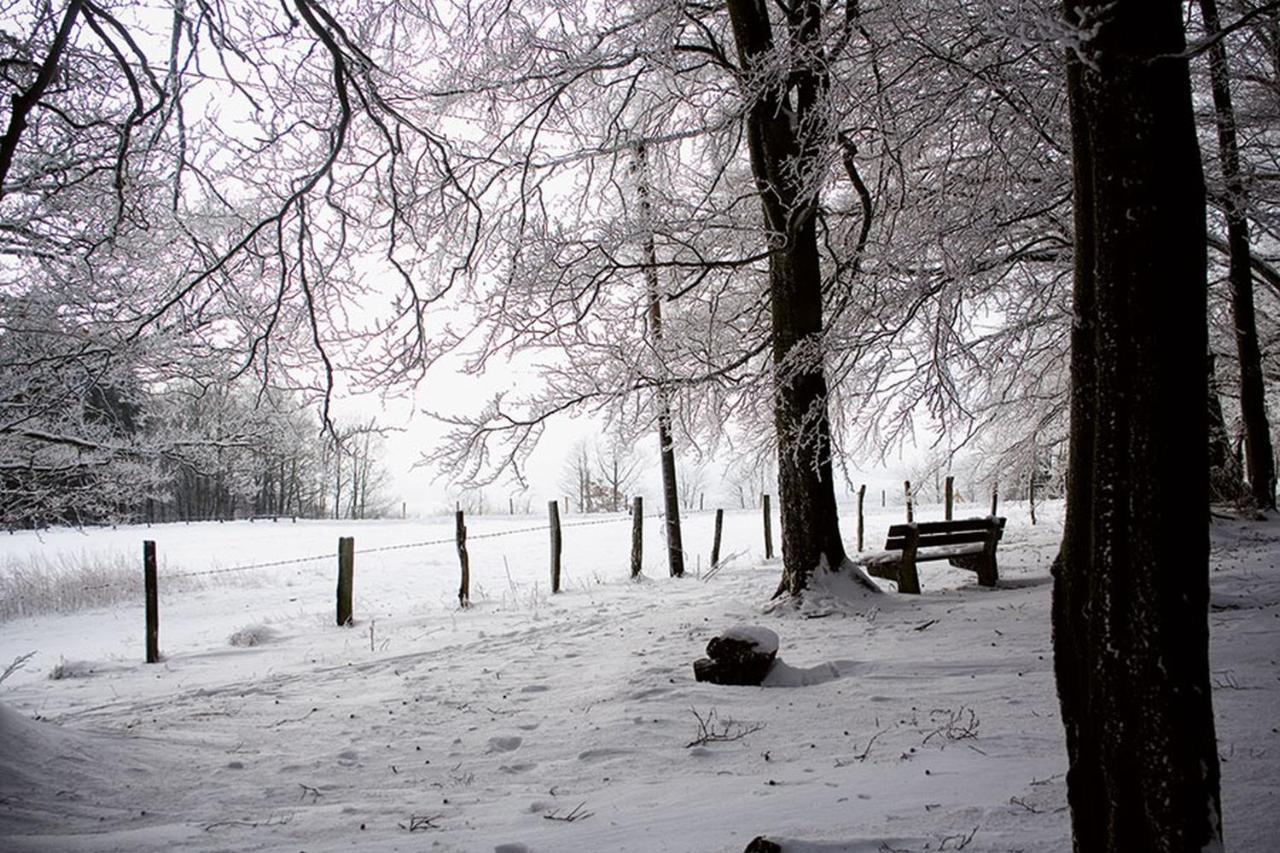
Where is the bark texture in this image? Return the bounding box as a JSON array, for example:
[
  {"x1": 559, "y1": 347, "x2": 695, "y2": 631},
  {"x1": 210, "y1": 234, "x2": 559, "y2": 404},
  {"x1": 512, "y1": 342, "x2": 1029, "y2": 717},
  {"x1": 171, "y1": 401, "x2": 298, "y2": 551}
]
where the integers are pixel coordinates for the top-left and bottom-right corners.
[
  {"x1": 1054, "y1": 2, "x2": 1223, "y2": 850},
  {"x1": 1201, "y1": 0, "x2": 1276, "y2": 510},
  {"x1": 726, "y1": 0, "x2": 845, "y2": 595}
]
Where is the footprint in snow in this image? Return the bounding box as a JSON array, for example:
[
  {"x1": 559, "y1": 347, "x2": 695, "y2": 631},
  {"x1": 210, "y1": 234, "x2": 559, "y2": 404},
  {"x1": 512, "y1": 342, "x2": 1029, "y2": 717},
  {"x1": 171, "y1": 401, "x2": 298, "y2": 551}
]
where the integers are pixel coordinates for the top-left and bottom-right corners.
[
  {"x1": 336, "y1": 749, "x2": 359, "y2": 766},
  {"x1": 577, "y1": 747, "x2": 634, "y2": 762},
  {"x1": 487, "y1": 735, "x2": 523, "y2": 753},
  {"x1": 499, "y1": 762, "x2": 537, "y2": 773},
  {"x1": 495, "y1": 844, "x2": 531, "y2": 853},
  {"x1": 519, "y1": 684, "x2": 549, "y2": 693}
]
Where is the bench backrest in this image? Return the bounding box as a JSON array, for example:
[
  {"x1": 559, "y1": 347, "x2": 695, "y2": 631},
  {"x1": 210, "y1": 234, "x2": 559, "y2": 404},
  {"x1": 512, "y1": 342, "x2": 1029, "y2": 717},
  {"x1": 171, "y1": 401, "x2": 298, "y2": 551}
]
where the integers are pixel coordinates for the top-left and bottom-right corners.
[{"x1": 885, "y1": 516, "x2": 1006, "y2": 551}]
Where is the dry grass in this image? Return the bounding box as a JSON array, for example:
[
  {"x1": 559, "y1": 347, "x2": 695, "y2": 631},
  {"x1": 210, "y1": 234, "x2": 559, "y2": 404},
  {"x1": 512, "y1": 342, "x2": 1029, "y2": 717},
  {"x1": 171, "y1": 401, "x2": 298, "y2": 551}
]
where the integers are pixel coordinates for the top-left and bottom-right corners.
[{"x1": 0, "y1": 551, "x2": 212, "y2": 621}]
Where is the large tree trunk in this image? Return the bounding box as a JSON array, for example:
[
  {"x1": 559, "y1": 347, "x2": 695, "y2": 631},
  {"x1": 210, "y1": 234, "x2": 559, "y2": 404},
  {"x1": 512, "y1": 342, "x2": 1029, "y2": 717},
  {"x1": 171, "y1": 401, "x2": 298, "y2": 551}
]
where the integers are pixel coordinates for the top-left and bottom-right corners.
[
  {"x1": 727, "y1": 0, "x2": 845, "y2": 595},
  {"x1": 1201, "y1": 0, "x2": 1276, "y2": 510},
  {"x1": 1054, "y1": 2, "x2": 1223, "y2": 850}
]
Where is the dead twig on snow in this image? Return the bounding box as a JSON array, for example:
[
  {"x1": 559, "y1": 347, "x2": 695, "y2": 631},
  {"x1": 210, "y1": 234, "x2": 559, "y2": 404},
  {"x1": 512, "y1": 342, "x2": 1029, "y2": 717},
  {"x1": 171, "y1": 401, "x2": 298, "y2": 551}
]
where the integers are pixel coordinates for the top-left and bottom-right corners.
[
  {"x1": 400, "y1": 814, "x2": 444, "y2": 832},
  {"x1": 686, "y1": 707, "x2": 765, "y2": 748},
  {"x1": 940, "y1": 825, "x2": 979, "y2": 850},
  {"x1": 544, "y1": 802, "x2": 593, "y2": 822}
]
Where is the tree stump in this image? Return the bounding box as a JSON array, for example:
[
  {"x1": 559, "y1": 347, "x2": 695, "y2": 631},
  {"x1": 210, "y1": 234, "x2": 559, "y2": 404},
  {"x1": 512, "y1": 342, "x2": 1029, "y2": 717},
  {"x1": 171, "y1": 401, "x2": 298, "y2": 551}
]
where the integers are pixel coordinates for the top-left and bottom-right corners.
[{"x1": 693, "y1": 626, "x2": 779, "y2": 686}]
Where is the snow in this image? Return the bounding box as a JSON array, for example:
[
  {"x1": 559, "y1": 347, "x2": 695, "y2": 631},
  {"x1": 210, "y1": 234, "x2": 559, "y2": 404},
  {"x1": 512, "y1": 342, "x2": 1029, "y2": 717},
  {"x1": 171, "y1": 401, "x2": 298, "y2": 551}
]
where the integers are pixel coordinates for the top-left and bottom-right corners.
[
  {"x1": 721, "y1": 625, "x2": 780, "y2": 655},
  {"x1": 0, "y1": 500, "x2": 1277, "y2": 852}
]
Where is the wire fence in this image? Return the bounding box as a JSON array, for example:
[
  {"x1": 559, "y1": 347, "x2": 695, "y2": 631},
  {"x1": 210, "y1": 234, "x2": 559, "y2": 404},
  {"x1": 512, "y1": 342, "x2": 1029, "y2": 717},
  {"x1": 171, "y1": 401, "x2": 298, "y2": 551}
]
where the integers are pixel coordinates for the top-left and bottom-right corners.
[
  {"x1": 49, "y1": 511, "x2": 672, "y2": 591},
  {"x1": 167, "y1": 511, "x2": 667, "y2": 580}
]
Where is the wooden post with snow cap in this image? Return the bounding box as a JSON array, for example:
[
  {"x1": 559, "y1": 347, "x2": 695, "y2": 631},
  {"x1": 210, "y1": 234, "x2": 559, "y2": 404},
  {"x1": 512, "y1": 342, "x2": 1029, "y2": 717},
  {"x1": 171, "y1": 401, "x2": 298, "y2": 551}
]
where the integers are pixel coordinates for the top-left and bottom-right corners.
[
  {"x1": 991, "y1": 481, "x2": 999, "y2": 517},
  {"x1": 549, "y1": 500, "x2": 563, "y2": 593},
  {"x1": 904, "y1": 480, "x2": 914, "y2": 522},
  {"x1": 945, "y1": 475, "x2": 954, "y2": 521},
  {"x1": 456, "y1": 510, "x2": 470, "y2": 608},
  {"x1": 857, "y1": 484, "x2": 866, "y2": 552},
  {"x1": 711, "y1": 508, "x2": 724, "y2": 568},
  {"x1": 630, "y1": 497, "x2": 644, "y2": 579},
  {"x1": 144, "y1": 540, "x2": 159, "y2": 664},
  {"x1": 336, "y1": 536, "x2": 354, "y2": 626},
  {"x1": 762, "y1": 494, "x2": 774, "y2": 559}
]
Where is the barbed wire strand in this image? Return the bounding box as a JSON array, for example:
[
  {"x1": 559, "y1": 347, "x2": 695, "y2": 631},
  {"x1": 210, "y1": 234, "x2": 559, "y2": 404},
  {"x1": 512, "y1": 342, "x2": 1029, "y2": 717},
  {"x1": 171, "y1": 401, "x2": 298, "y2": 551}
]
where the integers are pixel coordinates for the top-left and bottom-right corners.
[{"x1": 69, "y1": 511, "x2": 673, "y2": 590}]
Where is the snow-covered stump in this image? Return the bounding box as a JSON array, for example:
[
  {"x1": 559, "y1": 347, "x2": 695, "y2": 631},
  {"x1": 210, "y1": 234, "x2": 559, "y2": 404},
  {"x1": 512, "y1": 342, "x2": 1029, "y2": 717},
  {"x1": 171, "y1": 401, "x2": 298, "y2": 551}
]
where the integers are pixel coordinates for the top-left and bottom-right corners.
[{"x1": 693, "y1": 625, "x2": 778, "y2": 686}]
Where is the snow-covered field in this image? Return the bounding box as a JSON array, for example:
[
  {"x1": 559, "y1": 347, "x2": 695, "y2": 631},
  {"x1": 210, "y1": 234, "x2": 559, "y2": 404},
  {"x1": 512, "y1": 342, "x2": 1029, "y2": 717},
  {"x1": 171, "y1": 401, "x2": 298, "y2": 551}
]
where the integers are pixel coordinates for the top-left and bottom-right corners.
[{"x1": 1, "y1": 501, "x2": 1277, "y2": 852}]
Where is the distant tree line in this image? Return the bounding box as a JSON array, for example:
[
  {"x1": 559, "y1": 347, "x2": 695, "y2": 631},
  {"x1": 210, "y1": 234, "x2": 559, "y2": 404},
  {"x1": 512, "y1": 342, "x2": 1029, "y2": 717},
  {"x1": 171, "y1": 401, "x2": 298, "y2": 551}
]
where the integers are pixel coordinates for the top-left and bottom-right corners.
[{"x1": 0, "y1": 342, "x2": 395, "y2": 529}]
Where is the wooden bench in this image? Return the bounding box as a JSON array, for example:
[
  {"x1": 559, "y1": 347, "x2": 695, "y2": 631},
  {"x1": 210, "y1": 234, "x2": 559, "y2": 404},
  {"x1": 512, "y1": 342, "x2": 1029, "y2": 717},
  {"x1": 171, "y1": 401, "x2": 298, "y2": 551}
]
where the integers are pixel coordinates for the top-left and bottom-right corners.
[{"x1": 863, "y1": 516, "x2": 1006, "y2": 594}]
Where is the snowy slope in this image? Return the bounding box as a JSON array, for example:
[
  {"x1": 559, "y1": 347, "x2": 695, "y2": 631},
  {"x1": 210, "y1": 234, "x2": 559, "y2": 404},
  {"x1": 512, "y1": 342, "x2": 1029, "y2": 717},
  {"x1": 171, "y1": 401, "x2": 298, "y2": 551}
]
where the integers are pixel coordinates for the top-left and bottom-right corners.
[{"x1": 0, "y1": 501, "x2": 1276, "y2": 852}]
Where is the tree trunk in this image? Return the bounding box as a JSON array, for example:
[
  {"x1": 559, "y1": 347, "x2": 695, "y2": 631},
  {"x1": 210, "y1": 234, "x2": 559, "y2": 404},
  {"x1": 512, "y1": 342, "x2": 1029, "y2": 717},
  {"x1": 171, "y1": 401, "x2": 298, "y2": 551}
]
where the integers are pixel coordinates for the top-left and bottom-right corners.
[
  {"x1": 1208, "y1": 351, "x2": 1245, "y2": 502},
  {"x1": 634, "y1": 144, "x2": 685, "y2": 578},
  {"x1": 1054, "y1": 3, "x2": 1223, "y2": 849},
  {"x1": 727, "y1": 0, "x2": 845, "y2": 596},
  {"x1": 1201, "y1": 0, "x2": 1276, "y2": 510}
]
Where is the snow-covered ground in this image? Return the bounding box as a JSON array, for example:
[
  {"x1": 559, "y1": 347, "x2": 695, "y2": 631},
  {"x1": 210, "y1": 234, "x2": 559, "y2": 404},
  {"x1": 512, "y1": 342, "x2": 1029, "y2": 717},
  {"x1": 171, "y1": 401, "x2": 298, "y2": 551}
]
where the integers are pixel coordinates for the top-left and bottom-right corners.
[{"x1": 0, "y1": 501, "x2": 1277, "y2": 852}]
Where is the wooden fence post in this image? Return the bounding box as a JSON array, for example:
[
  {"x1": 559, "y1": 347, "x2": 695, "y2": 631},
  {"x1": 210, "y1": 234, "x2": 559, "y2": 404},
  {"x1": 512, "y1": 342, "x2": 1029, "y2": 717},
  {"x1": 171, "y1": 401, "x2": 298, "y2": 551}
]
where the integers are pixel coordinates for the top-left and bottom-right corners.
[
  {"x1": 991, "y1": 482, "x2": 999, "y2": 516},
  {"x1": 144, "y1": 540, "x2": 159, "y2": 663},
  {"x1": 630, "y1": 496, "x2": 643, "y2": 579},
  {"x1": 1029, "y1": 471, "x2": 1037, "y2": 526},
  {"x1": 945, "y1": 475, "x2": 954, "y2": 521},
  {"x1": 456, "y1": 510, "x2": 470, "y2": 607},
  {"x1": 904, "y1": 480, "x2": 914, "y2": 523},
  {"x1": 881, "y1": 489, "x2": 886, "y2": 508},
  {"x1": 711, "y1": 508, "x2": 724, "y2": 568},
  {"x1": 857, "y1": 484, "x2": 866, "y2": 552},
  {"x1": 762, "y1": 494, "x2": 774, "y2": 559},
  {"x1": 549, "y1": 500, "x2": 563, "y2": 593},
  {"x1": 336, "y1": 536, "x2": 354, "y2": 626}
]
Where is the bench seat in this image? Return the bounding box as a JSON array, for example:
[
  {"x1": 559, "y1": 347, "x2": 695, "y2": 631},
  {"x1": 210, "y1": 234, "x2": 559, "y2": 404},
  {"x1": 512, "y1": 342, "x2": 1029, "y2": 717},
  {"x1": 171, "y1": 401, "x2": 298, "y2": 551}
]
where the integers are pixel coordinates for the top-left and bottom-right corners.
[{"x1": 862, "y1": 516, "x2": 1006, "y2": 594}]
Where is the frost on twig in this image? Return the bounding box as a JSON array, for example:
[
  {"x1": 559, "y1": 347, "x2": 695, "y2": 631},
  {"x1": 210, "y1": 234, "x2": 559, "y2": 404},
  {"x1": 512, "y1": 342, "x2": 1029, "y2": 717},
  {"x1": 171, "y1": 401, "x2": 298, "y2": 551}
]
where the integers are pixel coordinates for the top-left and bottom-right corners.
[{"x1": 0, "y1": 650, "x2": 36, "y2": 685}]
